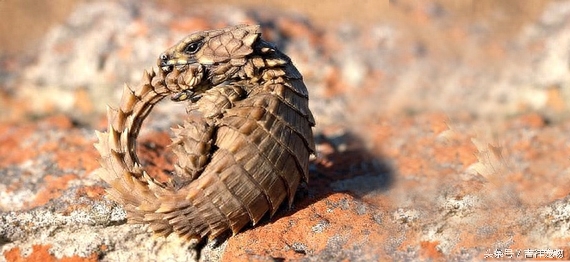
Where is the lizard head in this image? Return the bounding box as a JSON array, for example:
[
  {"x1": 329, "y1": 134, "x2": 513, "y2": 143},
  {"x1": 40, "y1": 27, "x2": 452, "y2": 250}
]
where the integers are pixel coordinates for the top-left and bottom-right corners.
[{"x1": 159, "y1": 24, "x2": 260, "y2": 102}]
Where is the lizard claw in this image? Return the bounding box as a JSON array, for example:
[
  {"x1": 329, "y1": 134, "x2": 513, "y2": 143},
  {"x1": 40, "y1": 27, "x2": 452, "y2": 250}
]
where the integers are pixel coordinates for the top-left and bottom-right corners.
[
  {"x1": 162, "y1": 65, "x2": 173, "y2": 72},
  {"x1": 171, "y1": 90, "x2": 194, "y2": 102}
]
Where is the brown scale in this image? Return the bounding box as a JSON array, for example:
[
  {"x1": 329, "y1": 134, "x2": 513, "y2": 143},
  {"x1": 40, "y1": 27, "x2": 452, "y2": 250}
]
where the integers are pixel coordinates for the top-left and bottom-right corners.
[{"x1": 95, "y1": 25, "x2": 315, "y2": 241}]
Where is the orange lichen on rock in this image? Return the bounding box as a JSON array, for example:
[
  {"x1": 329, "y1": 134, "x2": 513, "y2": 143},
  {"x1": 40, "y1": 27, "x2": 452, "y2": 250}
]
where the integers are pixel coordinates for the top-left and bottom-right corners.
[
  {"x1": 30, "y1": 174, "x2": 78, "y2": 208},
  {"x1": 3, "y1": 245, "x2": 98, "y2": 262},
  {"x1": 223, "y1": 193, "x2": 393, "y2": 261},
  {"x1": 75, "y1": 185, "x2": 106, "y2": 200}
]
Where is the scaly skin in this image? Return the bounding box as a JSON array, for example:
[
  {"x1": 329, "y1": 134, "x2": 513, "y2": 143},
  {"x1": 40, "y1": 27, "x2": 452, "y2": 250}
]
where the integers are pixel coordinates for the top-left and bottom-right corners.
[{"x1": 95, "y1": 25, "x2": 315, "y2": 241}]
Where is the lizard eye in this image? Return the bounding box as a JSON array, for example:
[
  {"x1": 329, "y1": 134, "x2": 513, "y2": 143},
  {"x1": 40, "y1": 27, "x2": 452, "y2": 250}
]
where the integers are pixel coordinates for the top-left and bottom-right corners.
[{"x1": 184, "y1": 42, "x2": 201, "y2": 54}]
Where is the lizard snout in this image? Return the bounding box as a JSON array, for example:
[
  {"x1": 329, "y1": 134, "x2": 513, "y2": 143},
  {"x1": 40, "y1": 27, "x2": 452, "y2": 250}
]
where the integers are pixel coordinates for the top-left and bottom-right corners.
[{"x1": 159, "y1": 53, "x2": 173, "y2": 72}]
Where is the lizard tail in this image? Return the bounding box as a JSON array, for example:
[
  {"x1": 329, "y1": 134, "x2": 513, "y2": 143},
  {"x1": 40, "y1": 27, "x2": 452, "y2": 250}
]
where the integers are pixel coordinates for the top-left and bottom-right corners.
[
  {"x1": 94, "y1": 68, "x2": 182, "y2": 237},
  {"x1": 96, "y1": 67, "x2": 226, "y2": 240},
  {"x1": 94, "y1": 65, "x2": 246, "y2": 241}
]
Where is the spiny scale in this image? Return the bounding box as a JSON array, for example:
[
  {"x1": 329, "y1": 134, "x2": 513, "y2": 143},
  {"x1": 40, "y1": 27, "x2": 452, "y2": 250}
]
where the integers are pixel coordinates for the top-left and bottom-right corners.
[{"x1": 95, "y1": 24, "x2": 315, "y2": 241}]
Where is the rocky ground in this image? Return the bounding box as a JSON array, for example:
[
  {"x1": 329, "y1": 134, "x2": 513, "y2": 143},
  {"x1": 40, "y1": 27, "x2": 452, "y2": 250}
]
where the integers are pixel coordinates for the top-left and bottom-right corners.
[{"x1": 1, "y1": 1, "x2": 570, "y2": 261}]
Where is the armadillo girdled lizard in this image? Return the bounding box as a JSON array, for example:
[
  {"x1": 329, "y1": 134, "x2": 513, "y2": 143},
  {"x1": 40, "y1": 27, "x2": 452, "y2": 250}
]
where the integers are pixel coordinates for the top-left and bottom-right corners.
[{"x1": 95, "y1": 24, "x2": 315, "y2": 241}]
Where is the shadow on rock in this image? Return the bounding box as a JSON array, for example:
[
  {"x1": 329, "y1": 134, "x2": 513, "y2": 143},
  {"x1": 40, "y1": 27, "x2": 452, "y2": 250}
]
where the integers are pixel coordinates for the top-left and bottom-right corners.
[{"x1": 288, "y1": 130, "x2": 395, "y2": 213}]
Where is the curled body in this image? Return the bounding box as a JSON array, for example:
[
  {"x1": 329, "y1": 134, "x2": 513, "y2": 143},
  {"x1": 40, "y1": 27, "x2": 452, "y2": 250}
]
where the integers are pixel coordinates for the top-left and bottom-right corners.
[{"x1": 95, "y1": 25, "x2": 315, "y2": 240}]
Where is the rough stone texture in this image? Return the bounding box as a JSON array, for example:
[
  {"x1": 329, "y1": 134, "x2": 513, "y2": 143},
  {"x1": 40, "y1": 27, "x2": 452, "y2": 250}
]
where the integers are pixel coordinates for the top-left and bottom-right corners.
[{"x1": 1, "y1": 1, "x2": 570, "y2": 261}]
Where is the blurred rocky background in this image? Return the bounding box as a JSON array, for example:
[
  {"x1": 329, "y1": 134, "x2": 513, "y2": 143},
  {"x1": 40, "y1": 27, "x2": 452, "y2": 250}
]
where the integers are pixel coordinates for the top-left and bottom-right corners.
[{"x1": 1, "y1": 0, "x2": 570, "y2": 261}]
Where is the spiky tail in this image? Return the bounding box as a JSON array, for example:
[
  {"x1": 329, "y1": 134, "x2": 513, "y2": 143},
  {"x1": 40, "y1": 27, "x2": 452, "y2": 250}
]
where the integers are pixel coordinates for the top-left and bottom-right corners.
[
  {"x1": 95, "y1": 67, "x2": 243, "y2": 241},
  {"x1": 94, "y1": 68, "x2": 179, "y2": 234}
]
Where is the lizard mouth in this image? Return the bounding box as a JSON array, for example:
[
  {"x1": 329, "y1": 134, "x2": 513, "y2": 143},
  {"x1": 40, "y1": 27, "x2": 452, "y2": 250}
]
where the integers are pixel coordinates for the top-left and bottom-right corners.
[
  {"x1": 160, "y1": 61, "x2": 184, "y2": 73},
  {"x1": 159, "y1": 54, "x2": 193, "y2": 73},
  {"x1": 161, "y1": 61, "x2": 195, "y2": 74}
]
